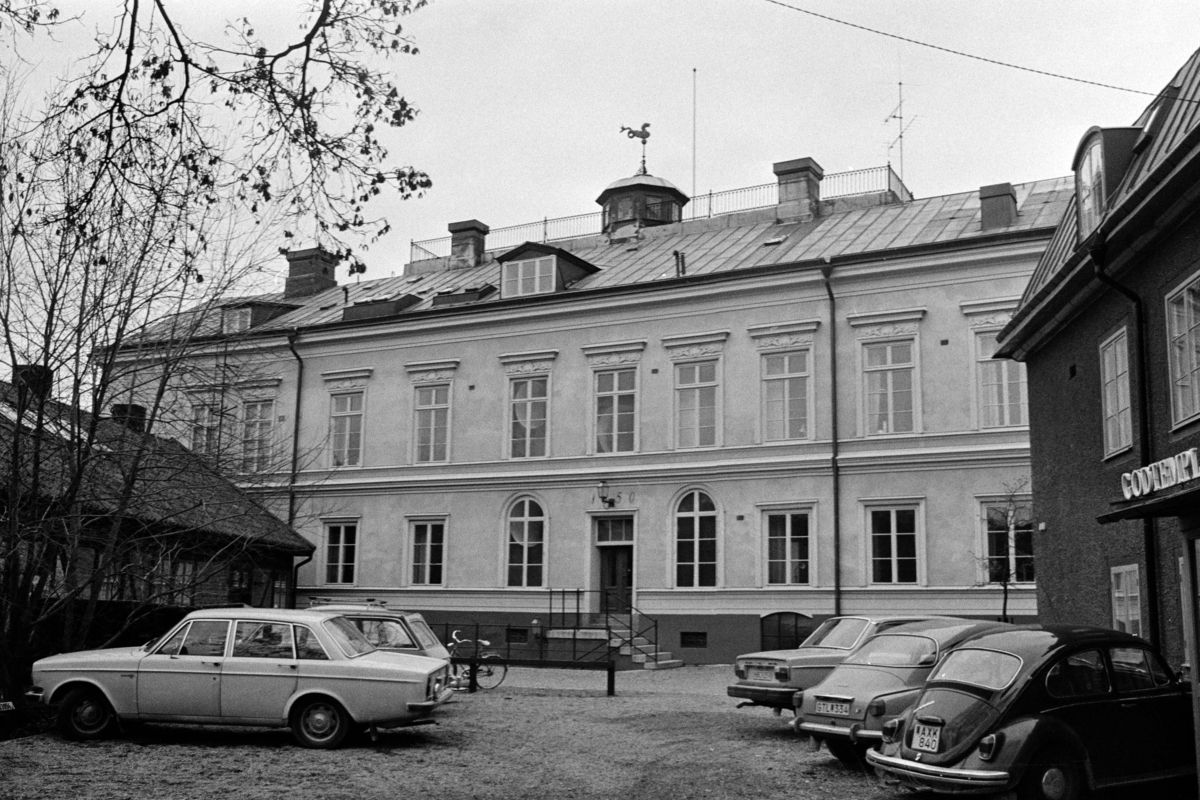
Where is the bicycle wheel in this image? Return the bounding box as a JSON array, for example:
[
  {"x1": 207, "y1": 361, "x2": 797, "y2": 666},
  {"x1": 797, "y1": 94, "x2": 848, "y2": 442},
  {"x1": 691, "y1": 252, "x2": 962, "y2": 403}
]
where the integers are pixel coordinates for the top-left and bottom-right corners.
[
  {"x1": 471, "y1": 653, "x2": 508, "y2": 690},
  {"x1": 450, "y1": 655, "x2": 470, "y2": 690}
]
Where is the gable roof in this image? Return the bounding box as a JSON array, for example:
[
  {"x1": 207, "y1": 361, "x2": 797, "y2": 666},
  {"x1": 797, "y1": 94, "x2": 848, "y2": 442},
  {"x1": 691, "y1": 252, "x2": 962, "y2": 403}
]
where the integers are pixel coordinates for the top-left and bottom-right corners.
[
  {"x1": 0, "y1": 382, "x2": 312, "y2": 555},
  {"x1": 999, "y1": 46, "x2": 1200, "y2": 357}
]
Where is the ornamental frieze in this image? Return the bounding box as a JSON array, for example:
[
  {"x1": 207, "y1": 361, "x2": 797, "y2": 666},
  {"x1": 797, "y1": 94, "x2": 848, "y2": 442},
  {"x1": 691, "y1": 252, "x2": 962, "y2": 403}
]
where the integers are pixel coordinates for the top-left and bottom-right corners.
[{"x1": 856, "y1": 322, "x2": 919, "y2": 339}]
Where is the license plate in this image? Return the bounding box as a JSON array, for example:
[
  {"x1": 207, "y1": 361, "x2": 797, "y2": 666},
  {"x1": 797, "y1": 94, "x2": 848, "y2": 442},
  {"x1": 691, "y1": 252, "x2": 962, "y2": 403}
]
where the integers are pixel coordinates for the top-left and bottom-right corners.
[
  {"x1": 912, "y1": 722, "x2": 941, "y2": 753},
  {"x1": 0, "y1": 701, "x2": 14, "y2": 712},
  {"x1": 815, "y1": 700, "x2": 850, "y2": 716},
  {"x1": 749, "y1": 666, "x2": 776, "y2": 682}
]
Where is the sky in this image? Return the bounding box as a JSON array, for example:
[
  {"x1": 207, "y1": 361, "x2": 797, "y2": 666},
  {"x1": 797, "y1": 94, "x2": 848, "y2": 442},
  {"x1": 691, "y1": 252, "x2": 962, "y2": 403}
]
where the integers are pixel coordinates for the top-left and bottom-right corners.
[{"x1": 15, "y1": 1, "x2": 1200, "y2": 282}]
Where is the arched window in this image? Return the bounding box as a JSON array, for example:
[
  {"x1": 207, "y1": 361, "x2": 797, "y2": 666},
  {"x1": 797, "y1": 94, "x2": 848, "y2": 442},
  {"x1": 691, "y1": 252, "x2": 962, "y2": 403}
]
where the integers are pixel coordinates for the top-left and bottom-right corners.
[
  {"x1": 761, "y1": 612, "x2": 812, "y2": 650},
  {"x1": 507, "y1": 498, "x2": 545, "y2": 587},
  {"x1": 676, "y1": 490, "x2": 717, "y2": 587}
]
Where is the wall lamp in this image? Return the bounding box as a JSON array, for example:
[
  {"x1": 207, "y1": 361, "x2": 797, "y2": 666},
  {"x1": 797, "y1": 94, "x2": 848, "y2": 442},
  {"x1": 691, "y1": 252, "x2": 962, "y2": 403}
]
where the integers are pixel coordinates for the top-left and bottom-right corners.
[{"x1": 597, "y1": 480, "x2": 622, "y2": 508}]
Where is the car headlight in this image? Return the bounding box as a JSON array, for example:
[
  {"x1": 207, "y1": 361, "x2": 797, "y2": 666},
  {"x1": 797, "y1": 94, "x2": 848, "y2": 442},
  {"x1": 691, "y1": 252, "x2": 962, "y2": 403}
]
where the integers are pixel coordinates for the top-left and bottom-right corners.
[
  {"x1": 978, "y1": 733, "x2": 1003, "y2": 761},
  {"x1": 867, "y1": 698, "x2": 886, "y2": 717},
  {"x1": 881, "y1": 718, "x2": 901, "y2": 744}
]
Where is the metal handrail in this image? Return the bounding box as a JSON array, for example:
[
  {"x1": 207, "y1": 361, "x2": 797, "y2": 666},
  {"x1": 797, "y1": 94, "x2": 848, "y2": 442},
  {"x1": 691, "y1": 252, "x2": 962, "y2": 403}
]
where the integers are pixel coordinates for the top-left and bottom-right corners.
[{"x1": 410, "y1": 165, "x2": 911, "y2": 262}]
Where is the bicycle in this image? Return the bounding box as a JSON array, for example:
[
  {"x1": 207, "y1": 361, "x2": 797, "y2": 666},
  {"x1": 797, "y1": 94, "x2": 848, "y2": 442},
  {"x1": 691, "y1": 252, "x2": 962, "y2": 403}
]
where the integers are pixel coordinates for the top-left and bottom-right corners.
[{"x1": 447, "y1": 629, "x2": 508, "y2": 690}]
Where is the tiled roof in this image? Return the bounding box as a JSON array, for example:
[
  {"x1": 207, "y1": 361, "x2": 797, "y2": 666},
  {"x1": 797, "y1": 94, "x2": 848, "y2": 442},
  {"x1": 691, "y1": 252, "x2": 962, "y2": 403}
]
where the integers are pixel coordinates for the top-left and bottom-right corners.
[
  {"x1": 255, "y1": 176, "x2": 1071, "y2": 331},
  {"x1": 0, "y1": 382, "x2": 312, "y2": 554}
]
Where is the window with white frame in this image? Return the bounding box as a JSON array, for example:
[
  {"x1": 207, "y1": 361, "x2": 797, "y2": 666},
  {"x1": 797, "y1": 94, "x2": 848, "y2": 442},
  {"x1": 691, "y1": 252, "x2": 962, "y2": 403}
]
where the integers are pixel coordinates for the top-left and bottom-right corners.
[
  {"x1": 869, "y1": 506, "x2": 918, "y2": 584},
  {"x1": 983, "y1": 501, "x2": 1035, "y2": 584},
  {"x1": 190, "y1": 403, "x2": 220, "y2": 455},
  {"x1": 766, "y1": 511, "x2": 810, "y2": 585},
  {"x1": 676, "y1": 490, "x2": 717, "y2": 587},
  {"x1": 222, "y1": 307, "x2": 252, "y2": 334},
  {"x1": 325, "y1": 522, "x2": 357, "y2": 584},
  {"x1": 242, "y1": 399, "x2": 274, "y2": 472},
  {"x1": 330, "y1": 392, "x2": 363, "y2": 467},
  {"x1": 763, "y1": 351, "x2": 810, "y2": 440},
  {"x1": 676, "y1": 361, "x2": 718, "y2": 448},
  {"x1": 414, "y1": 384, "x2": 449, "y2": 463},
  {"x1": 411, "y1": 520, "x2": 444, "y2": 586},
  {"x1": 977, "y1": 332, "x2": 1027, "y2": 428},
  {"x1": 501, "y1": 256, "x2": 556, "y2": 298},
  {"x1": 1111, "y1": 564, "x2": 1141, "y2": 637},
  {"x1": 1167, "y1": 275, "x2": 1200, "y2": 425},
  {"x1": 1076, "y1": 136, "x2": 1105, "y2": 239},
  {"x1": 1100, "y1": 329, "x2": 1132, "y2": 454},
  {"x1": 864, "y1": 341, "x2": 914, "y2": 434},
  {"x1": 510, "y1": 376, "x2": 548, "y2": 458},
  {"x1": 596, "y1": 368, "x2": 636, "y2": 453},
  {"x1": 507, "y1": 498, "x2": 544, "y2": 587}
]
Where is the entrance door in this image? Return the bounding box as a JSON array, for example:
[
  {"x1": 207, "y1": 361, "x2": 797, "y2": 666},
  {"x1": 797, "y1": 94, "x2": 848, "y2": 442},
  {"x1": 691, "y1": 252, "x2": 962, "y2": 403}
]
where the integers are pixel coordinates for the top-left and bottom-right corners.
[{"x1": 600, "y1": 546, "x2": 633, "y2": 614}]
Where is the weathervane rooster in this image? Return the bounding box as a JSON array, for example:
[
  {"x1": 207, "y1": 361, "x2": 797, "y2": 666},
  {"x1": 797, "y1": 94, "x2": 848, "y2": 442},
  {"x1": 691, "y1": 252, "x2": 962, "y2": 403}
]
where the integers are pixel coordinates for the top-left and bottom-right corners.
[{"x1": 620, "y1": 123, "x2": 651, "y2": 174}]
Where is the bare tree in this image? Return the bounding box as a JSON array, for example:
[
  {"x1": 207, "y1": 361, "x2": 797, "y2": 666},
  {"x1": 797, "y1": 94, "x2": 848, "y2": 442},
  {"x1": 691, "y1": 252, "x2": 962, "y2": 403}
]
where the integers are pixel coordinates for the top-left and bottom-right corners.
[
  {"x1": 0, "y1": 0, "x2": 433, "y2": 699},
  {"x1": 979, "y1": 478, "x2": 1034, "y2": 623}
]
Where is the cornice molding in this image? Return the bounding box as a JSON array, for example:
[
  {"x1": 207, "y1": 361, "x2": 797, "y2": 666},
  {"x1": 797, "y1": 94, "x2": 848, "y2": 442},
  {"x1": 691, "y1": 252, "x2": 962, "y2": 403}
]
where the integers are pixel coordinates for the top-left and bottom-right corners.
[
  {"x1": 747, "y1": 320, "x2": 821, "y2": 350},
  {"x1": 661, "y1": 330, "x2": 729, "y2": 360}
]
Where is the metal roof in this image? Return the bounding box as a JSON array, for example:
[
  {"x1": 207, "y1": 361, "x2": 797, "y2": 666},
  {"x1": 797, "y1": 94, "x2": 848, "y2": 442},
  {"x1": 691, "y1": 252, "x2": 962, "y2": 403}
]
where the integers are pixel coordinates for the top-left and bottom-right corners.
[{"x1": 256, "y1": 176, "x2": 1072, "y2": 332}]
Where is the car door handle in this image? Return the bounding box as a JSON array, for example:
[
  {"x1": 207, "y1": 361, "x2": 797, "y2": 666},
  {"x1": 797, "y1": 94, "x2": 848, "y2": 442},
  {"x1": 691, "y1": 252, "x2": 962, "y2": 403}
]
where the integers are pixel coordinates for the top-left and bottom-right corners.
[
  {"x1": 201, "y1": 661, "x2": 221, "y2": 667},
  {"x1": 281, "y1": 663, "x2": 297, "y2": 670}
]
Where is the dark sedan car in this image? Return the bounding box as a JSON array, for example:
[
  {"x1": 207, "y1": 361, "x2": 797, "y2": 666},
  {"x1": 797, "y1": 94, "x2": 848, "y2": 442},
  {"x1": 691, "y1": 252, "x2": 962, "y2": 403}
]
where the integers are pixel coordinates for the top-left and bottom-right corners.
[
  {"x1": 866, "y1": 625, "x2": 1195, "y2": 799},
  {"x1": 796, "y1": 618, "x2": 1010, "y2": 764}
]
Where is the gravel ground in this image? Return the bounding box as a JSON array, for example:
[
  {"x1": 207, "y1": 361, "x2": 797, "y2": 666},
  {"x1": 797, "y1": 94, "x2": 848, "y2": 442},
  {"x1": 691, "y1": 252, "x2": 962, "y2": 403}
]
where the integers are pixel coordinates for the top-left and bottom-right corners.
[{"x1": 0, "y1": 666, "x2": 1192, "y2": 800}]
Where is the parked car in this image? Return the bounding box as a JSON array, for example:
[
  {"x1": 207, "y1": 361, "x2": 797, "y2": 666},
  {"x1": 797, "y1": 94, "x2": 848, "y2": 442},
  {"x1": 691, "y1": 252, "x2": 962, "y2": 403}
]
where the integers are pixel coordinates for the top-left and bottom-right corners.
[
  {"x1": 795, "y1": 618, "x2": 1010, "y2": 763},
  {"x1": 727, "y1": 615, "x2": 936, "y2": 714},
  {"x1": 26, "y1": 607, "x2": 454, "y2": 749},
  {"x1": 866, "y1": 625, "x2": 1195, "y2": 799},
  {"x1": 310, "y1": 602, "x2": 451, "y2": 660}
]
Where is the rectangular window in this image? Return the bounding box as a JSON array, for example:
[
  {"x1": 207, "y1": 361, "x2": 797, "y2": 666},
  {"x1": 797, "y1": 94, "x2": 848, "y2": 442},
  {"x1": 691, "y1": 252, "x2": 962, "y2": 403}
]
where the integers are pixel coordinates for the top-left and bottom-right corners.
[
  {"x1": 1100, "y1": 329, "x2": 1132, "y2": 454},
  {"x1": 977, "y1": 332, "x2": 1027, "y2": 428},
  {"x1": 596, "y1": 517, "x2": 634, "y2": 543},
  {"x1": 596, "y1": 368, "x2": 636, "y2": 453},
  {"x1": 984, "y1": 501, "x2": 1035, "y2": 584},
  {"x1": 171, "y1": 560, "x2": 197, "y2": 606},
  {"x1": 510, "y1": 376, "x2": 548, "y2": 458},
  {"x1": 191, "y1": 403, "x2": 220, "y2": 455},
  {"x1": 411, "y1": 521, "x2": 444, "y2": 585},
  {"x1": 870, "y1": 507, "x2": 918, "y2": 583},
  {"x1": 414, "y1": 384, "x2": 449, "y2": 463},
  {"x1": 222, "y1": 307, "x2": 252, "y2": 334},
  {"x1": 864, "y1": 341, "x2": 914, "y2": 434},
  {"x1": 1112, "y1": 564, "x2": 1141, "y2": 637},
  {"x1": 325, "y1": 523, "x2": 357, "y2": 584},
  {"x1": 1168, "y1": 277, "x2": 1200, "y2": 424},
  {"x1": 242, "y1": 399, "x2": 274, "y2": 472},
  {"x1": 763, "y1": 352, "x2": 809, "y2": 441},
  {"x1": 676, "y1": 361, "x2": 718, "y2": 448},
  {"x1": 330, "y1": 392, "x2": 363, "y2": 467},
  {"x1": 502, "y1": 256, "x2": 556, "y2": 298},
  {"x1": 767, "y1": 512, "x2": 810, "y2": 585}
]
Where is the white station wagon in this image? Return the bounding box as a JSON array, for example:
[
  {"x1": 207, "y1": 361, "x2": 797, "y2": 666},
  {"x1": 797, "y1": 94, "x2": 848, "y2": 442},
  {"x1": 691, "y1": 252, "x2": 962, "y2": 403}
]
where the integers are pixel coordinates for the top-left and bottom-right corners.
[{"x1": 26, "y1": 607, "x2": 454, "y2": 749}]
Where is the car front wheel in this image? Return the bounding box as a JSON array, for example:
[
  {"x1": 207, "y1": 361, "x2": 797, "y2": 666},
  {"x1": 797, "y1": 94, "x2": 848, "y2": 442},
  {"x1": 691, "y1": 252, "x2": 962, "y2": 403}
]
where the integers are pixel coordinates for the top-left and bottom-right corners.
[
  {"x1": 291, "y1": 696, "x2": 351, "y2": 749},
  {"x1": 826, "y1": 739, "x2": 869, "y2": 768},
  {"x1": 1018, "y1": 750, "x2": 1083, "y2": 800},
  {"x1": 57, "y1": 687, "x2": 116, "y2": 741}
]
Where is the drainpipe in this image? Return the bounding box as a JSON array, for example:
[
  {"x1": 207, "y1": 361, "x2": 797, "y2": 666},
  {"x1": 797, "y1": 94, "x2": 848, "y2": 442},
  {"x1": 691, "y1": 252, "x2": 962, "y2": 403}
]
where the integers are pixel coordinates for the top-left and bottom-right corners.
[
  {"x1": 821, "y1": 263, "x2": 843, "y2": 616},
  {"x1": 1091, "y1": 238, "x2": 1160, "y2": 649},
  {"x1": 287, "y1": 329, "x2": 309, "y2": 608}
]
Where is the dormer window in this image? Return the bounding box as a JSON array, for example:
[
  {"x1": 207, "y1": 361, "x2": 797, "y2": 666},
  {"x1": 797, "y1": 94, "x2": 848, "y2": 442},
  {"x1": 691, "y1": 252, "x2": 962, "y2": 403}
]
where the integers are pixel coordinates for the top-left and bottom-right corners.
[
  {"x1": 222, "y1": 307, "x2": 252, "y2": 334},
  {"x1": 502, "y1": 256, "x2": 556, "y2": 298},
  {"x1": 1076, "y1": 137, "x2": 1105, "y2": 238}
]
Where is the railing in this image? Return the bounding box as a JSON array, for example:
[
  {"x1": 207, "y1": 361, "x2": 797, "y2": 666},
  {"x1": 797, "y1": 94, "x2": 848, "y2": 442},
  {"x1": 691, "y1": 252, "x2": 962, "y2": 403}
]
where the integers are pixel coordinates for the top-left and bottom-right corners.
[
  {"x1": 546, "y1": 589, "x2": 659, "y2": 670},
  {"x1": 409, "y1": 165, "x2": 911, "y2": 263}
]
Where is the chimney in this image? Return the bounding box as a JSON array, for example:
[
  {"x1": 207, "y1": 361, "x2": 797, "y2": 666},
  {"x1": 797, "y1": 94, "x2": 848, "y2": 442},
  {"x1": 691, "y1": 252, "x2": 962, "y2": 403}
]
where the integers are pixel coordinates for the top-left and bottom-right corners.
[
  {"x1": 448, "y1": 220, "x2": 489, "y2": 269},
  {"x1": 774, "y1": 157, "x2": 824, "y2": 221},
  {"x1": 13, "y1": 365, "x2": 53, "y2": 405},
  {"x1": 980, "y1": 183, "x2": 1017, "y2": 231},
  {"x1": 284, "y1": 247, "x2": 340, "y2": 298},
  {"x1": 111, "y1": 404, "x2": 147, "y2": 433}
]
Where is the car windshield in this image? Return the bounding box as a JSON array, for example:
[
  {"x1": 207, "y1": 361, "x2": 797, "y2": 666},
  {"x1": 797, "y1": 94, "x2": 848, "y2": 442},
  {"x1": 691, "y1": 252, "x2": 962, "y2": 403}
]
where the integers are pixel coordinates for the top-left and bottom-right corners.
[
  {"x1": 408, "y1": 617, "x2": 443, "y2": 650},
  {"x1": 322, "y1": 616, "x2": 376, "y2": 658},
  {"x1": 846, "y1": 634, "x2": 937, "y2": 667},
  {"x1": 800, "y1": 617, "x2": 869, "y2": 649},
  {"x1": 932, "y1": 648, "x2": 1022, "y2": 690}
]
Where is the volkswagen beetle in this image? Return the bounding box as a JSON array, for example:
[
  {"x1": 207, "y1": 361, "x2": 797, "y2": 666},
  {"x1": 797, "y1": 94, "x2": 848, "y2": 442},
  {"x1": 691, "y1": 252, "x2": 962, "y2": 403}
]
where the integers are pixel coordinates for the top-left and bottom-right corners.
[
  {"x1": 26, "y1": 607, "x2": 453, "y2": 749},
  {"x1": 866, "y1": 625, "x2": 1195, "y2": 799}
]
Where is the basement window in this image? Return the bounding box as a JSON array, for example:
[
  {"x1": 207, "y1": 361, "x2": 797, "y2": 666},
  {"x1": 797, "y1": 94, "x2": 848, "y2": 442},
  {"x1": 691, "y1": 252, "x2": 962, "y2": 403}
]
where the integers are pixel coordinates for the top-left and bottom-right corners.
[{"x1": 680, "y1": 631, "x2": 708, "y2": 649}]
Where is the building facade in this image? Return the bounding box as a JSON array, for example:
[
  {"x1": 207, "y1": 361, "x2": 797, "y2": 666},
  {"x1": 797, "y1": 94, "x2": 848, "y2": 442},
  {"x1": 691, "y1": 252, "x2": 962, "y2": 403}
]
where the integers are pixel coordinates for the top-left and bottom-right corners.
[
  {"x1": 150, "y1": 157, "x2": 1071, "y2": 664},
  {"x1": 997, "y1": 46, "x2": 1200, "y2": 761}
]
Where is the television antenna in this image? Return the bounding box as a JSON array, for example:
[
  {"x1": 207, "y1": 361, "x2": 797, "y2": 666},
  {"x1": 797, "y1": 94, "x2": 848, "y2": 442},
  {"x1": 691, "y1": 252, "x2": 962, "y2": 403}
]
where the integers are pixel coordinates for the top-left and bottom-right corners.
[{"x1": 884, "y1": 81, "x2": 917, "y2": 183}]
